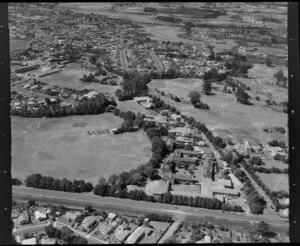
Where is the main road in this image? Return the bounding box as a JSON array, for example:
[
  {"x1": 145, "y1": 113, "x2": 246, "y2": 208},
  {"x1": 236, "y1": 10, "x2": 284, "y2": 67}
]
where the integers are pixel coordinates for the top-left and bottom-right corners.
[{"x1": 13, "y1": 186, "x2": 288, "y2": 229}]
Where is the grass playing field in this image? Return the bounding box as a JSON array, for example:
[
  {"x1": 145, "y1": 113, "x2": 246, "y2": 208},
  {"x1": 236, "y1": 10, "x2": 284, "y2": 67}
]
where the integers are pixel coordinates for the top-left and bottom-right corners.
[
  {"x1": 40, "y1": 66, "x2": 91, "y2": 89},
  {"x1": 12, "y1": 113, "x2": 152, "y2": 184}
]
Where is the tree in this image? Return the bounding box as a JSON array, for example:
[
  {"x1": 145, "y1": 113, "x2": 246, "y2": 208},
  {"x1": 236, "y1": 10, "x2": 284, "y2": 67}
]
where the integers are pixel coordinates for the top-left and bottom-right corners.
[
  {"x1": 131, "y1": 172, "x2": 144, "y2": 185},
  {"x1": 108, "y1": 174, "x2": 118, "y2": 185},
  {"x1": 255, "y1": 221, "x2": 276, "y2": 238},
  {"x1": 184, "y1": 22, "x2": 193, "y2": 34},
  {"x1": 55, "y1": 229, "x2": 62, "y2": 239},
  {"x1": 266, "y1": 57, "x2": 272, "y2": 67},
  {"x1": 28, "y1": 200, "x2": 36, "y2": 207},
  {"x1": 84, "y1": 205, "x2": 93, "y2": 213},
  {"x1": 273, "y1": 69, "x2": 286, "y2": 85},
  {"x1": 188, "y1": 91, "x2": 201, "y2": 106},
  {"x1": 236, "y1": 87, "x2": 250, "y2": 104},
  {"x1": 98, "y1": 177, "x2": 107, "y2": 185},
  {"x1": 203, "y1": 80, "x2": 212, "y2": 95},
  {"x1": 45, "y1": 225, "x2": 56, "y2": 238}
]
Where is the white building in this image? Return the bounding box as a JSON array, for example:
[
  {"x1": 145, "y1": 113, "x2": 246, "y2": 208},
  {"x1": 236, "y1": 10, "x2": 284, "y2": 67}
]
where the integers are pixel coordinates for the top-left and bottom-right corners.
[
  {"x1": 34, "y1": 211, "x2": 47, "y2": 221},
  {"x1": 21, "y1": 238, "x2": 37, "y2": 245}
]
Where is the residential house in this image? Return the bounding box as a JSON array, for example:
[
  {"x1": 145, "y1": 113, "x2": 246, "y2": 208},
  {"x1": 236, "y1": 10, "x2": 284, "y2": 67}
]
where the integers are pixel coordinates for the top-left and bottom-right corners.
[
  {"x1": 125, "y1": 226, "x2": 146, "y2": 244},
  {"x1": 82, "y1": 216, "x2": 98, "y2": 230},
  {"x1": 34, "y1": 211, "x2": 47, "y2": 221},
  {"x1": 64, "y1": 211, "x2": 79, "y2": 222},
  {"x1": 40, "y1": 238, "x2": 56, "y2": 245}
]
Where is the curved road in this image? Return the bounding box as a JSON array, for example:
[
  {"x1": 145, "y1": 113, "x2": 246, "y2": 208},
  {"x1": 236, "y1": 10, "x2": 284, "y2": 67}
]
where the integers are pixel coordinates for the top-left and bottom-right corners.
[{"x1": 13, "y1": 186, "x2": 288, "y2": 229}]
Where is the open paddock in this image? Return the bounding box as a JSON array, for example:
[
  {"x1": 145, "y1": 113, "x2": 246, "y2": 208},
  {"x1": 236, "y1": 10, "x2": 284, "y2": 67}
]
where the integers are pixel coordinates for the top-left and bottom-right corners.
[
  {"x1": 256, "y1": 173, "x2": 289, "y2": 192},
  {"x1": 12, "y1": 114, "x2": 151, "y2": 184},
  {"x1": 149, "y1": 78, "x2": 287, "y2": 145}
]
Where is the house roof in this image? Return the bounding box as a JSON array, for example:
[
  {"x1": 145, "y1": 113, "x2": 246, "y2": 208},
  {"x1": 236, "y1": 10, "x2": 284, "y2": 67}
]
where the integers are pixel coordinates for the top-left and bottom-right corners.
[
  {"x1": 176, "y1": 149, "x2": 202, "y2": 156},
  {"x1": 21, "y1": 238, "x2": 37, "y2": 245},
  {"x1": 126, "y1": 226, "x2": 146, "y2": 244}
]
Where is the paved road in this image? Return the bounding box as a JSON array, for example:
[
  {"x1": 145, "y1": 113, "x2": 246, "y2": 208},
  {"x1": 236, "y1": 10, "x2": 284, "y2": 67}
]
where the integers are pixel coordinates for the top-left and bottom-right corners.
[
  {"x1": 13, "y1": 186, "x2": 288, "y2": 229},
  {"x1": 149, "y1": 49, "x2": 163, "y2": 72},
  {"x1": 119, "y1": 48, "x2": 128, "y2": 69}
]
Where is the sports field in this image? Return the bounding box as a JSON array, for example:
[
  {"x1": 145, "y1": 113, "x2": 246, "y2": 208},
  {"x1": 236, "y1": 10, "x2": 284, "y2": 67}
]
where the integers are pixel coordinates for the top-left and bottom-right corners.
[
  {"x1": 12, "y1": 114, "x2": 151, "y2": 184},
  {"x1": 40, "y1": 66, "x2": 91, "y2": 89}
]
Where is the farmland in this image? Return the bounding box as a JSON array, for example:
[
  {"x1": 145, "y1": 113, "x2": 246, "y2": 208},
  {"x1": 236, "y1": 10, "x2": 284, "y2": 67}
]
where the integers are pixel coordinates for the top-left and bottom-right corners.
[{"x1": 11, "y1": 114, "x2": 152, "y2": 184}]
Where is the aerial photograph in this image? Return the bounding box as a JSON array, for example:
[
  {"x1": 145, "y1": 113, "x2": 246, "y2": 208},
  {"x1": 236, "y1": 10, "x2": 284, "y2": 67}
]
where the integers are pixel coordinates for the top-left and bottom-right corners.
[{"x1": 9, "y1": 2, "x2": 289, "y2": 244}]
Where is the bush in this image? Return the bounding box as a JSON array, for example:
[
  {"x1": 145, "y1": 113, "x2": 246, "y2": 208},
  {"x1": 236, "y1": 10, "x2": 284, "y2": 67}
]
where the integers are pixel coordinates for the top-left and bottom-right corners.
[
  {"x1": 28, "y1": 200, "x2": 36, "y2": 207},
  {"x1": 12, "y1": 178, "x2": 22, "y2": 186}
]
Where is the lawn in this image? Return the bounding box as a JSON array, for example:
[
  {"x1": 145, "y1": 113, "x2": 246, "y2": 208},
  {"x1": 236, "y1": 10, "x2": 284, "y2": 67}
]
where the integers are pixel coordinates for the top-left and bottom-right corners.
[
  {"x1": 12, "y1": 113, "x2": 152, "y2": 184},
  {"x1": 257, "y1": 173, "x2": 289, "y2": 192}
]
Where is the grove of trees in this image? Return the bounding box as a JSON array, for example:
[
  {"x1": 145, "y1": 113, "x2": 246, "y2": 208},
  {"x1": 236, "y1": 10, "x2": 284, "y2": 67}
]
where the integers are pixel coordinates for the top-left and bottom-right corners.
[{"x1": 25, "y1": 174, "x2": 93, "y2": 193}]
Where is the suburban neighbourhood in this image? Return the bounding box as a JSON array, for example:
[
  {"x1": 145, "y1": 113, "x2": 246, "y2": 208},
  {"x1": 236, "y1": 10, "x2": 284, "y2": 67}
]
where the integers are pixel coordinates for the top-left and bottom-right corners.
[{"x1": 9, "y1": 2, "x2": 289, "y2": 244}]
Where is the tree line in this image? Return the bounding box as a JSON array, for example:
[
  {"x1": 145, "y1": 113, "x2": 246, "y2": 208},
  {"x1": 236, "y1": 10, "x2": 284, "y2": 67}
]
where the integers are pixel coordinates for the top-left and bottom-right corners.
[
  {"x1": 253, "y1": 166, "x2": 288, "y2": 174},
  {"x1": 241, "y1": 161, "x2": 288, "y2": 211},
  {"x1": 25, "y1": 174, "x2": 93, "y2": 193},
  {"x1": 11, "y1": 93, "x2": 115, "y2": 118},
  {"x1": 233, "y1": 167, "x2": 266, "y2": 214}
]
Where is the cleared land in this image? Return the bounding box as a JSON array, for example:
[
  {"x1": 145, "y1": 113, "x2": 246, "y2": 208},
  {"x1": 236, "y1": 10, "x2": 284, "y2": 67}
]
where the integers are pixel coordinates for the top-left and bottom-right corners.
[
  {"x1": 10, "y1": 39, "x2": 30, "y2": 52},
  {"x1": 12, "y1": 114, "x2": 151, "y2": 184},
  {"x1": 149, "y1": 77, "x2": 287, "y2": 145},
  {"x1": 257, "y1": 173, "x2": 289, "y2": 192}
]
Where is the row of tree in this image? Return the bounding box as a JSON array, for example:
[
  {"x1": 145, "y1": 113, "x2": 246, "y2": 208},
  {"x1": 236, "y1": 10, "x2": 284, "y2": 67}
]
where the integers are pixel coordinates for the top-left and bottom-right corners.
[
  {"x1": 11, "y1": 94, "x2": 114, "y2": 118},
  {"x1": 241, "y1": 161, "x2": 287, "y2": 211},
  {"x1": 94, "y1": 182, "x2": 243, "y2": 212},
  {"x1": 274, "y1": 153, "x2": 288, "y2": 164},
  {"x1": 25, "y1": 174, "x2": 93, "y2": 193},
  {"x1": 253, "y1": 166, "x2": 288, "y2": 174},
  {"x1": 233, "y1": 167, "x2": 266, "y2": 214},
  {"x1": 268, "y1": 140, "x2": 287, "y2": 148}
]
